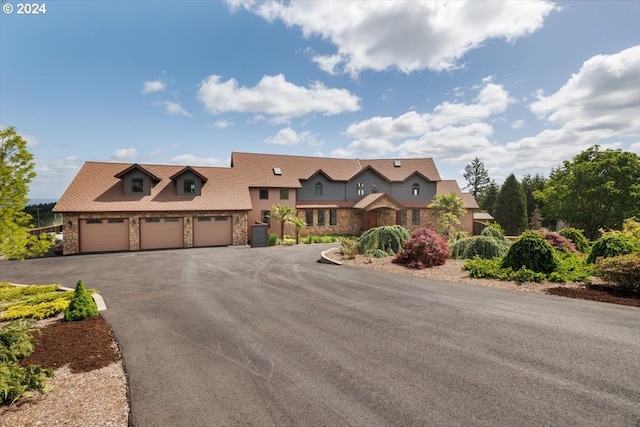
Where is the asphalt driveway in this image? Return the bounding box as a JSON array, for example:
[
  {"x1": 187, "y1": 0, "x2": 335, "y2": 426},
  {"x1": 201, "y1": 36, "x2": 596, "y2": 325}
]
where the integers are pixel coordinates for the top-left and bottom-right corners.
[{"x1": 2, "y1": 245, "x2": 639, "y2": 426}]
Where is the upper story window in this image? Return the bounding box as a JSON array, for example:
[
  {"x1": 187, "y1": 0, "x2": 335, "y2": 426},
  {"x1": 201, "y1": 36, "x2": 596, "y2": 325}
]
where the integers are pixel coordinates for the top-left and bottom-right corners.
[
  {"x1": 280, "y1": 189, "x2": 289, "y2": 200},
  {"x1": 372, "y1": 183, "x2": 379, "y2": 193},
  {"x1": 412, "y1": 183, "x2": 420, "y2": 196},
  {"x1": 132, "y1": 178, "x2": 144, "y2": 193},
  {"x1": 315, "y1": 182, "x2": 323, "y2": 196},
  {"x1": 356, "y1": 182, "x2": 365, "y2": 196},
  {"x1": 184, "y1": 179, "x2": 196, "y2": 194},
  {"x1": 259, "y1": 189, "x2": 269, "y2": 200}
]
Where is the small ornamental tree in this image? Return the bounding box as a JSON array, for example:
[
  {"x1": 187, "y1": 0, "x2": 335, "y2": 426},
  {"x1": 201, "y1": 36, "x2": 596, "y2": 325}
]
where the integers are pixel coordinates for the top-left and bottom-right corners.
[
  {"x1": 393, "y1": 227, "x2": 450, "y2": 269},
  {"x1": 558, "y1": 228, "x2": 590, "y2": 253},
  {"x1": 63, "y1": 280, "x2": 98, "y2": 321},
  {"x1": 541, "y1": 231, "x2": 579, "y2": 254},
  {"x1": 358, "y1": 225, "x2": 410, "y2": 257}
]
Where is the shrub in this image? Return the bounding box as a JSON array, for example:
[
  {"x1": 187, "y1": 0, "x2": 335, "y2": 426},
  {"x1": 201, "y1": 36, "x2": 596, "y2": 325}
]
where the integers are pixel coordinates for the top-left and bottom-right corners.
[
  {"x1": 541, "y1": 231, "x2": 579, "y2": 254},
  {"x1": 502, "y1": 232, "x2": 559, "y2": 274},
  {"x1": 558, "y1": 228, "x2": 590, "y2": 253},
  {"x1": 281, "y1": 238, "x2": 296, "y2": 246},
  {"x1": 463, "y1": 257, "x2": 503, "y2": 279},
  {"x1": 392, "y1": 228, "x2": 450, "y2": 269},
  {"x1": 268, "y1": 233, "x2": 279, "y2": 246},
  {"x1": 586, "y1": 234, "x2": 638, "y2": 264},
  {"x1": 0, "y1": 320, "x2": 35, "y2": 363},
  {"x1": 1, "y1": 299, "x2": 70, "y2": 321},
  {"x1": 63, "y1": 280, "x2": 98, "y2": 322},
  {"x1": 480, "y1": 225, "x2": 509, "y2": 243},
  {"x1": 593, "y1": 253, "x2": 640, "y2": 293},
  {"x1": 340, "y1": 237, "x2": 359, "y2": 259},
  {"x1": 450, "y1": 238, "x2": 471, "y2": 259},
  {"x1": 358, "y1": 225, "x2": 410, "y2": 256}
]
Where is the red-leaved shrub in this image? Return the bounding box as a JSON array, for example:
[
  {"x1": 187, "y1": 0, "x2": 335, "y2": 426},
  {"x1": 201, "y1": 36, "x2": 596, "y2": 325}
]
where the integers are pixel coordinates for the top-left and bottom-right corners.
[
  {"x1": 541, "y1": 231, "x2": 579, "y2": 254},
  {"x1": 393, "y1": 227, "x2": 450, "y2": 269}
]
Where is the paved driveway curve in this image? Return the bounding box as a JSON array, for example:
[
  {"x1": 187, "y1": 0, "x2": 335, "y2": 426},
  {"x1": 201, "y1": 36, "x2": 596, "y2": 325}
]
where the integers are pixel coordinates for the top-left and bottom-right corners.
[{"x1": 2, "y1": 245, "x2": 639, "y2": 426}]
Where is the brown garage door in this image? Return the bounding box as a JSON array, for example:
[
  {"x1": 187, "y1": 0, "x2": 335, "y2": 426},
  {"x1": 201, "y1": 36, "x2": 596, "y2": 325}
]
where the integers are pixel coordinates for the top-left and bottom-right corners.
[
  {"x1": 140, "y1": 217, "x2": 184, "y2": 250},
  {"x1": 79, "y1": 218, "x2": 129, "y2": 253},
  {"x1": 193, "y1": 216, "x2": 232, "y2": 247}
]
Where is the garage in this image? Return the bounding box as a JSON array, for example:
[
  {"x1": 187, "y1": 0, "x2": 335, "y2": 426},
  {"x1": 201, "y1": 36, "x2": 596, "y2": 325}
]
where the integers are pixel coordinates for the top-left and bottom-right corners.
[
  {"x1": 140, "y1": 217, "x2": 184, "y2": 250},
  {"x1": 193, "y1": 216, "x2": 232, "y2": 247},
  {"x1": 79, "y1": 218, "x2": 130, "y2": 253}
]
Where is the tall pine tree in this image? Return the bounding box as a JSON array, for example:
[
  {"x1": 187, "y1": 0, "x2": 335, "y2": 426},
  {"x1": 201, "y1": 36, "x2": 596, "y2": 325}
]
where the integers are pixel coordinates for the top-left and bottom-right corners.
[
  {"x1": 493, "y1": 174, "x2": 527, "y2": 236},
  {"x1": 463, "y1": 157, "x2": 491, "y2": 200},
  {"x1": 480, "y1": 180, "x2": 499, "y2": 215}
]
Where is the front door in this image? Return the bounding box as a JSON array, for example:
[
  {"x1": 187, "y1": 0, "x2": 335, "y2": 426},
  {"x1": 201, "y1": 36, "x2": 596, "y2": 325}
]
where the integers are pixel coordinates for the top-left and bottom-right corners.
[{"x1": 366, "y1": 210, "x2": 378, "y2": 230}]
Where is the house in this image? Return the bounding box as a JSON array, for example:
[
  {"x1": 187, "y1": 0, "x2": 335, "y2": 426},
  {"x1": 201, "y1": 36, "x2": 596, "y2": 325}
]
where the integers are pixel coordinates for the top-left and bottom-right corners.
[{"x1": 53, "y1": 152, "x2": 480, "y2": 254}]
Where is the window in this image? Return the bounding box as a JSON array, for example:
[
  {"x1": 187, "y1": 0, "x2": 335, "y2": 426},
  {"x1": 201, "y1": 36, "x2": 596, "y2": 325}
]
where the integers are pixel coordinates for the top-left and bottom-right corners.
[
  {"x1": 87, "y1": 219, "x2": 102, "y2": 224},
  {"x1": 315, "y1": 182, "x2": 323, "y2": 196},
  {"x1": 132, "y1": 178, "x2": 144, "y2": 193},
  {"x1": 394, "y1": 160, "x2": 401, "y2": 168},
  {"x1": 259, "y1": 189, "x2": 269, "y2": 200},
  {"x1": 214, "y1": 217, "x2": 228, "y2": 221},
  {"x1": 412, "y1": 209, "x2": 420, "y2": 225},
  {"x1": 372, "y1": 183, "x2": 379, "y2": 193},
  {"x1": 165, "y1": 217, "x2": 180, "y2": 222},
  {"x1": 401, "y1": 209, "x2": 407, "y2": 225},
  {"x1": 198, "y1": 217, "x2": 212, "y2": 222},
  {"x1": 317, "y1": 209, "x2": 326, "y2": 226},
  {"x1": 356, "y1": 183, "x2": 365, "y2": 196},
  {"x1": 273, "y1": 167, "x2": 282, "y2": 176},
  {"x1": 305, "y1": 209, "x2": 314, "y2": 226},
  {"x1": 184, "y1": 179, "x2": 196, "y2": 194},
  {"x1": 261, "y1": 210, "x2": 270, "y2": 226},
  {"x1": 280, "y1": 189, "x2": 289, "y2": 200},
  {"x1": 107, "y1": 218, "x2": 124, "y2": 224},
  {"x1": 329, "y1": 209, "x2": 337, "y2": 226},
  {"x1": 412, "y1": 183, "x2": 420, "y2": 196},
  {"x1": 145, "y1": 218, "x2": 161, "y2": 223}
]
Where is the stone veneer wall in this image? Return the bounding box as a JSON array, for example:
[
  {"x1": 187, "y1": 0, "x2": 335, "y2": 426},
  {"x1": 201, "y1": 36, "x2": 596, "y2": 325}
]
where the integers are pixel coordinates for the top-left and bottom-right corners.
[
  {"x1": 61, "y1": 211, "x2": 248, "y2": 255},
  {"x1": 298, "y1": 209, "x2": 360, "y2": 236}
]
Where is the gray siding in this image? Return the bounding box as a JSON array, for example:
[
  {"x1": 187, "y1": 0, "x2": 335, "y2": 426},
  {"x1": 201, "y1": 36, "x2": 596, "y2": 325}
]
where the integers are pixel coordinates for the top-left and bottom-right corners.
[
  {"x1": 346, "y1": 170, "x2": 390, "y2": 200},
  {"x1": 176, "y1": 171, "x2": 202, "y2": 196},
  {"x1": 390, "y1": 175, "x2": 436, "y2": 202},
  {"x1": 298, "y1": 175, "x2": 345, "y2": 200},
  {"x1": 123, "y1": 170, "x2": 151, "y2": 196}
]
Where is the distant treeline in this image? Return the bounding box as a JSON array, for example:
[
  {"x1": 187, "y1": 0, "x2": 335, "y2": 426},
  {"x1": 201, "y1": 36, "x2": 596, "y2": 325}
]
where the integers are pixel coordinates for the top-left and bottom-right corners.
[{"x1": 24, "y1": 202, "x2": 61, "y2": 228}]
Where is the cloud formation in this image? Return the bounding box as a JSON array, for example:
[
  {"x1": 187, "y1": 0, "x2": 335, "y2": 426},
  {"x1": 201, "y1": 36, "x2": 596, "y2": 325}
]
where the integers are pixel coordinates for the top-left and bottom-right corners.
[
  {"x1": 231, "y1": 0, "x2": 556, "y2": 75},
  {"x1": 111, "y1": 148, "x2": 137, "y2": 161},
  {"x1": 160, "y1": 101, "x2": 192, "y2": 117},
  {"x1": 197, "y1": 74, "x2": 361, "y2": 122},
  {"x1": 264, "y1": 127, "x2": 322, "y2": 146},
  {"x1": 141, "y1": 80, "x2": 165, "y2": 94},
  {"x1": 170, "y1": 154, "x2": 227, "y2": 167},
  {"x1": 333, "y1": 81, "x2": 512, "y2": 158}
]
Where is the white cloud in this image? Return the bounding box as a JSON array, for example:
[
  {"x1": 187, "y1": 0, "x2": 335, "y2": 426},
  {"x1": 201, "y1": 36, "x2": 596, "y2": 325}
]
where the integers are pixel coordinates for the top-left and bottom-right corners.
[
  {"x1": 213, "y1": 120, "x2": 234, "y2": 128},
  {"x1": 197, "y1": 74, "x2": 361, "y2": 122},
  {"x1": 141, "y1": 80, "x2": 165, "y2": 94},
  {"x1": 160, "y1": 101, "x2": 192, "y2": 117},
  {"x1": 630, "y1": 142, "x2": 640, "y2": 155},
  {"x1": 491, "y1": 45, "x2": 640, "y2": 172},
  {"x1": 111, "y1": 148, "x2": 137, "y2": 161},
  {"x1": 170, "y1": 154, "x2": 227, "y2": 167},
  {"x1": 511, "y1": 120, "x2": 525, "y2": 129},
  {"x1": 265, "y1": 127, "x2": 323, "y2": 146},
  {"x1": 330, "y1": 138, "x2": 395, "y2": 158},
  {"x1": 345, "y1": 81, "x2": 512, "y2": 141},
  {"x1": 231, "y1": 0, "x2": 556, "y2": 75},
  {"x1": 31, "y1": 156, "x2": 81, "y2": 199}
]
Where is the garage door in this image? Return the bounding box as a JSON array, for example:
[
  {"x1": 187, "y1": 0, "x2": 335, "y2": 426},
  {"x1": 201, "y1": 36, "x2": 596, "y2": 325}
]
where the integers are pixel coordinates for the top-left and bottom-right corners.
[
  {"x1": 80, "y1": 218, "x2": 129, "y2": 253},
  {"x1": 193, "y1": 216, "x2": 232, "y2": 247},
  {"x1": 140, "y1": 217, "x2": 184, "y2": 250}
]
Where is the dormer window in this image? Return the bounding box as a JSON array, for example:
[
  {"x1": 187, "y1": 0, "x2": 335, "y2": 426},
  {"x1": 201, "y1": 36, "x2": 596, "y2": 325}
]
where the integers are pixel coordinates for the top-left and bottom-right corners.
[
  {"x1": 315, "y1": 182, "x2": 323, "y2": 196},
  {"x1": 184, "y1": 179, "x2": 196, "y2": 194},
  {"x1": 132, "y1": 178, "x2": 144, "y2": 193},
  {"x1": 372, "y1": 183, "x2": 379, "y2": 193},
  {"x1": 412, "y1": 183, "x2": 420, "y2": 196},
  {"x1": 357, "y1": 182, "x2": 365, "y2": 196}
]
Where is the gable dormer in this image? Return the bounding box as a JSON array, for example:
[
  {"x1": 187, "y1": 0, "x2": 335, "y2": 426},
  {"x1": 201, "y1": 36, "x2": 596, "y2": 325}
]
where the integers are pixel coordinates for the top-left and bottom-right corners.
[
  {"x1": 115, "y1": 164, "x2": 161, "y2": 196},
  {"x1": 170, "y1": 166, "x2": 208, "y2": 196}
]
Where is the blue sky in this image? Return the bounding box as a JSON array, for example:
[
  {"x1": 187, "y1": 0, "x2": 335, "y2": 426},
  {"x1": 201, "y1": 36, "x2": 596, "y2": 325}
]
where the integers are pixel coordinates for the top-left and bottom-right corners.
[{"x1": 1, "y1": 0, "x2": 639, "y2": 200}]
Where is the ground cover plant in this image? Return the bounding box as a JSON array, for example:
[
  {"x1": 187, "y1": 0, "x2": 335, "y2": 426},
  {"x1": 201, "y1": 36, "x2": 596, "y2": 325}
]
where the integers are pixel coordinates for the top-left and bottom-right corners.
[
  {"x1": 0, "y1": 320, "x2": 54, "y2": 404},
  {"x1": 0, "y1": 282, "x2": 73, "y2": 321}
]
